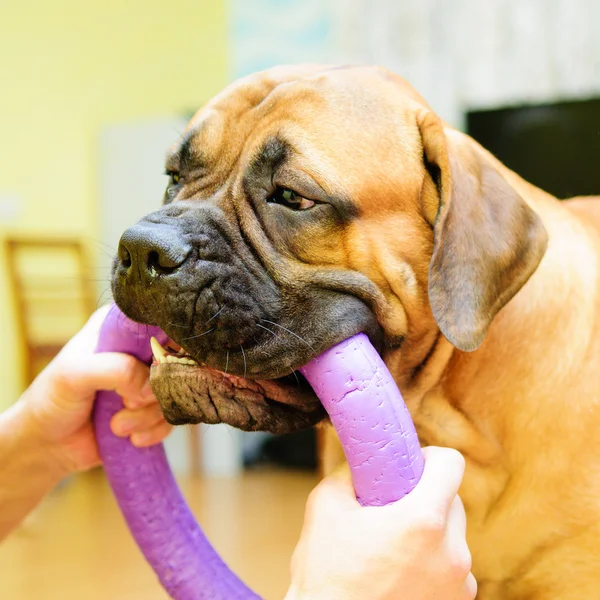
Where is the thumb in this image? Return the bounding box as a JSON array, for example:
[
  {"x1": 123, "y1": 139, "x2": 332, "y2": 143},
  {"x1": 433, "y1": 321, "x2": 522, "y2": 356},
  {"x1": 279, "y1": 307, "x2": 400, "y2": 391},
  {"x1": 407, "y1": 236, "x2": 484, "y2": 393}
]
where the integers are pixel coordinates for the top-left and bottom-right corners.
[
  {"x1": 51, "y1": 352, "x2": 152, "y2": 408},
  {"x1": 308, "y1": 464, "x2": 359, "y2": 513}
]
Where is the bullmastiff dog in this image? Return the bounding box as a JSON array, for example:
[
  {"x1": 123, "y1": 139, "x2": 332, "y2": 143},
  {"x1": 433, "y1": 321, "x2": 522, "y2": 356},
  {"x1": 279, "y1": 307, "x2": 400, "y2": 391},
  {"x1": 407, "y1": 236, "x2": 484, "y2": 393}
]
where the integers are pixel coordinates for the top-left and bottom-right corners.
[{"x1": 111, "y1": 65, "x2": 600, "y2": 599}]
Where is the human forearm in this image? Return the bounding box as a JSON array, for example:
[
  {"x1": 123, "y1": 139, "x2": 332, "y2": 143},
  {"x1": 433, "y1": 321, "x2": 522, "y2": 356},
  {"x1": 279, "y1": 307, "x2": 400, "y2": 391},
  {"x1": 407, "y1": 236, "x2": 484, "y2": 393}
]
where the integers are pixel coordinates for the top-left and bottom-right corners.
[
  {"x1": 0, "y1": 401, "x2": 65, "y2": 540},
  {"x1": 0, "y1": 307, "x2": 173, "y2": 541}
]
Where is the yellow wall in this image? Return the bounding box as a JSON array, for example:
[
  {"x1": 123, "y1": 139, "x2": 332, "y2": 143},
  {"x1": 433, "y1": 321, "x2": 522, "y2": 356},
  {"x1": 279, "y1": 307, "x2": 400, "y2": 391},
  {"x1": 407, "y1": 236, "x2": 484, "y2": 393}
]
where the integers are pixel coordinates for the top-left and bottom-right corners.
[{"x1": 0, "y1": 0, "x2": 228, "y2": 408}]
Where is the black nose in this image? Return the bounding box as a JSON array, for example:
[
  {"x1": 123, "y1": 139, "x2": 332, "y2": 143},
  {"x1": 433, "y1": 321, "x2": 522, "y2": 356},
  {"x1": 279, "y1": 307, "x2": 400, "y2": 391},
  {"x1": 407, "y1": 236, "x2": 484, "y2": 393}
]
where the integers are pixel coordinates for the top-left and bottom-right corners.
[{"x1": 117, "y1": 223, "x2": 191, "y2": 280}]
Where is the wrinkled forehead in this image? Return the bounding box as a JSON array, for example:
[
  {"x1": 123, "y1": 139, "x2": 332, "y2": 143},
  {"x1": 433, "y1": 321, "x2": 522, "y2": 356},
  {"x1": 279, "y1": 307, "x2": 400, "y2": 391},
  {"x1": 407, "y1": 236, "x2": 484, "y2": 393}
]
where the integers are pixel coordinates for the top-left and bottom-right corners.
[
  {"x1": 167, "y1": 66, "x2": 333, "y2": 158},
  {"x1": 166, "y1": 65, "x2": 429, "y2": 176}
]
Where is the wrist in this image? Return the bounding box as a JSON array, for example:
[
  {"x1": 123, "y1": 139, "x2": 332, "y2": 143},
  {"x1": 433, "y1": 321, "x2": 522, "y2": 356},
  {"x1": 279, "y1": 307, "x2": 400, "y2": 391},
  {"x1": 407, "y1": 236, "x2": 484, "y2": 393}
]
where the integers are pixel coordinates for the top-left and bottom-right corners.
[
  {"x1": 0, "y1": 400, "x2": 67, "y2": 539},
  {"x1": 4, "y1": 399, "x2": 68, "y2": 485}
]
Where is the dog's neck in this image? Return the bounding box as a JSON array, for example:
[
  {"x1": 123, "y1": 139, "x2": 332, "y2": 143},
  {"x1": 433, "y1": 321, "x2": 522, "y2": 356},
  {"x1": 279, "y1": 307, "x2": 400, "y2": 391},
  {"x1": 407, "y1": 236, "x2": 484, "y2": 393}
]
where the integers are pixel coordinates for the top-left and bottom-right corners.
[{"x1": 386, "y1": 193, "x2": 600, "y2": 519}]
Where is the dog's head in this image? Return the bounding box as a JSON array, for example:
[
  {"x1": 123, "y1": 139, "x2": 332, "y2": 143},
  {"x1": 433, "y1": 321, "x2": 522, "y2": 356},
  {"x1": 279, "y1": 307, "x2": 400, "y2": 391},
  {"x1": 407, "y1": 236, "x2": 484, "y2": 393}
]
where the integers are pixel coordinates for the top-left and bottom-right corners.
[{"x1": 112, "y1": 65, "x2": 547, "y2": 433}]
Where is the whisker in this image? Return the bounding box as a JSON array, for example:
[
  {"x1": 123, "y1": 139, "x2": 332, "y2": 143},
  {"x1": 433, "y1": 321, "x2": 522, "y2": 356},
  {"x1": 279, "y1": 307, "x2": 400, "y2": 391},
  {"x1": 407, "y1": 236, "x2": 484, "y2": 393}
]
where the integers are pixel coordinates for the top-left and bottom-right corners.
[
  {"x1": 207, "y1": 304, "x2": 225, "y2": 323},
  {"x1": 137, "y1": 297, "x2": 154, "y2": 325},
  {"x1": 240, "y1": 345, "x2": 247, "y2": 378},
  {"x1": 291, "y1": 368, "x2": 300, "y2": 386},
  {"x1": 95, "y1": 287, "x2": 112, "y2": 311},
  {"x1": 163, "y1": 321, "x2": 189, "y2": 329},
  {"x1": 225, "y1": 351, "x2": 229, "y2": 374},
  {"x1": 87, "y1": 238, "x2": 117, "y2": 252},
  {"x1": 260, "y1": 319, "x2": 313, "y2": 349},
  {"x1": 181, "y1": 327, "x2": 215, "y2": 341},
  {"x1": 51, "y1": 275, "x2": 112, "y2": 283},
  {"x1": 96, "y1": 249, "x2": 116, "y2": 260},
  {"x1": 256, "y1": 322, "x2": 279, "y2": 338}
]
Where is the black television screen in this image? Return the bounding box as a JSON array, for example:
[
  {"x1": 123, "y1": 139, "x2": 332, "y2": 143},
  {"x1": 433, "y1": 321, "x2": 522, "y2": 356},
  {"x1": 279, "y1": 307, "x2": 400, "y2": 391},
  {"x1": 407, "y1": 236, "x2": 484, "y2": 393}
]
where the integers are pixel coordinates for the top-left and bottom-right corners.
[{"x1": 466, "y1": 98, "x2": 600, "y2": 200}]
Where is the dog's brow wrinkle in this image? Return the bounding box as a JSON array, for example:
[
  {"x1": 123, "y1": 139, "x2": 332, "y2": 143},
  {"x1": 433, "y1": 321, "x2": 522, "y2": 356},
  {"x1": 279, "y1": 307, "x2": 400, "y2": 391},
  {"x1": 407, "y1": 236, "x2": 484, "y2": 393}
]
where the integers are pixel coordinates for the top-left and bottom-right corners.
[
  {"x1": 176, "y1": 129, "x2": 209, "y2": 171},
  {"x1": 179, "y1": 135, "x2": 195, "y2": 166},
  {"x1": 248, "y1": 137, "x2": 290, "y2": 178}
]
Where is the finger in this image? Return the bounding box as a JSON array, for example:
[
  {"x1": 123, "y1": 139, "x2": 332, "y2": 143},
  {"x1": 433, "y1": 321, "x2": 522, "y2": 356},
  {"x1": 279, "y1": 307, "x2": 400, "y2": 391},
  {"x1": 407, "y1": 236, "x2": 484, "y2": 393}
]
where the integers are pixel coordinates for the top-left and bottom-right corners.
[
  {"x1": 462, "y1": 572, "x2": 478, "y2": 599},
  {"x1": 64, "y1": 353, "x2": 153, "y2": 405},
  {"x1": 446, "y1": 495, "x2": 467, "y2": 541},
  {"x1": 307, "y1": 467, "x2": 360, "y2": 515},
  {"x1": 84, "y1": 304, "x2": 113, "y2": 335},
  {"x1": 58, "y1": 305, "x2": 113, "y2": 357},
  {"x1": 444, "y1": 497, "x2": 472, "y2": 587},
  {"x1": 111, "y1": 403, "x2": 166, "y2": 437},
  {"x1": 324, "y1": 463, "x2": 359, "y2": 501},
  {"x1": 328, "y1": 462, "x2": 354, "y2": 489},
  {"x1": 122, "y1": 379, "x2": 157, "y2": 409},
  {"x1": 130, "y1": 421, "x2": 174, "y2": 447},
  {"x1": 405, "y1": 446, "x2": 465, "y2": 517}
]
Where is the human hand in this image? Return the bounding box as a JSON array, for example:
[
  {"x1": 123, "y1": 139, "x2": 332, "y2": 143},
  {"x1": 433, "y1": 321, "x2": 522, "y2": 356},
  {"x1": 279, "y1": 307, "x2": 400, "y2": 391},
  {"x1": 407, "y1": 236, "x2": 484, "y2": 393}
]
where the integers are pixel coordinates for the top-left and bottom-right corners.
[
  {"x1": 15, "y1": 305, "x2": 173, "y2": 475},
  {"x1": 285, "y1": 446, "x2": 476, "y2": 600}
]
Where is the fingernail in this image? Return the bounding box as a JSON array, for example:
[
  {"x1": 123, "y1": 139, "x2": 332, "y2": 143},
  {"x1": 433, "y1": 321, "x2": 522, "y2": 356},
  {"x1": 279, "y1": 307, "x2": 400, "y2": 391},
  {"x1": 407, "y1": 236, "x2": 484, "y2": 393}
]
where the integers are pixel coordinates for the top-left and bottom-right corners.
[{"x1": 111, "y1": 417, "x2": 134, "y2": 436}]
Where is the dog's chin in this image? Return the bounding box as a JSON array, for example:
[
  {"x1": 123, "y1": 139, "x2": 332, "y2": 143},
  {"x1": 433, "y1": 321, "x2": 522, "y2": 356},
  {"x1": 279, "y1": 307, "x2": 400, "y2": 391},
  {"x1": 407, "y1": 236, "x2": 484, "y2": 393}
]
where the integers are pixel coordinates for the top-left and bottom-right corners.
[{"x1": 150, "y1": 361, "x2": 326, "y2": 434}]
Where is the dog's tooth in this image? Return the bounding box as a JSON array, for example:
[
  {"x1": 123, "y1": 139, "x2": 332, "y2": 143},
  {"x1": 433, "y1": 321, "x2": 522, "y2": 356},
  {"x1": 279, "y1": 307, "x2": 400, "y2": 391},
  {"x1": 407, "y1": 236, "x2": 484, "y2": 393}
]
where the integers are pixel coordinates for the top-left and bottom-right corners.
[
  {"x1": 166, "y1": 355, "x2": 199, "y2": 366},
  {"x1": 150, "y1": 338, "x2": 197, "y2": 367},
  {"x1": 150, "y1": 337, "x2": 168, "y2": 364}
]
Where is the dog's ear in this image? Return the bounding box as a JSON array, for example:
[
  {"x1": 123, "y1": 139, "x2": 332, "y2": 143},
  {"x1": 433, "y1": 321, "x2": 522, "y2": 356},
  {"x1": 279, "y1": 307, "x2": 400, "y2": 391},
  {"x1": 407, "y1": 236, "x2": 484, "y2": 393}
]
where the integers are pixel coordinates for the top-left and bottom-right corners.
[{"x1": 417, "y1": 109, "x2": 548, "y2": 352}]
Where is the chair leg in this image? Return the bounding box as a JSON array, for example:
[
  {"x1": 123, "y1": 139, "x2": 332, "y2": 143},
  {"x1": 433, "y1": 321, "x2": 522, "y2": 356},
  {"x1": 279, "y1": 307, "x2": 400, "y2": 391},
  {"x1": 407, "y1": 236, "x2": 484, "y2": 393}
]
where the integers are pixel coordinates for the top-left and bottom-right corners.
[{"x1": 188, "y1": 425, "x2": 202, "y2": 477}]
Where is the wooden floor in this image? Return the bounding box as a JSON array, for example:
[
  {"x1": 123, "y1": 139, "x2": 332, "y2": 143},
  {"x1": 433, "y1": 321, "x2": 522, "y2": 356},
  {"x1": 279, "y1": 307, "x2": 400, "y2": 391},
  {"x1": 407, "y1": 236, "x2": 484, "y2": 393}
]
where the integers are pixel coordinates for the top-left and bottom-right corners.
[{"x1": 0, "y1": 468, "x2": 317, "y2": 600}]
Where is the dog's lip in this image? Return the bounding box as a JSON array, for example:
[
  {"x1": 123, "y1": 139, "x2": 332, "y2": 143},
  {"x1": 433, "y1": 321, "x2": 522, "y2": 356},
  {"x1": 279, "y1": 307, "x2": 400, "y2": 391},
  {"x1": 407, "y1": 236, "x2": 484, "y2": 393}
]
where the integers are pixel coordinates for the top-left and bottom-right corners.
[
  {"x1": 153, "y1": 331, "x2": 313, "y2": 379},
  {"x1": 150, "y1": 361, "x2": 321, "y2": 411},
  {"x1": 150, "y1": 354, "x2": 321, "y2": 412},
  {"x1": 149, "y1": 359, "x2": 327, "y2": 433}
]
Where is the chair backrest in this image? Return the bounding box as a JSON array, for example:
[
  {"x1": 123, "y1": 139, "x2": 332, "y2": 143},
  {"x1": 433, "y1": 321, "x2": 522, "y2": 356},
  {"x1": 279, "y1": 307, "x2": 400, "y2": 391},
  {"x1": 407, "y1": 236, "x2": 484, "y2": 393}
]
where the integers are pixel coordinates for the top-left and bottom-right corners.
[{"x1": 5, "y1": 237, "x2": 97, "y2": 388}]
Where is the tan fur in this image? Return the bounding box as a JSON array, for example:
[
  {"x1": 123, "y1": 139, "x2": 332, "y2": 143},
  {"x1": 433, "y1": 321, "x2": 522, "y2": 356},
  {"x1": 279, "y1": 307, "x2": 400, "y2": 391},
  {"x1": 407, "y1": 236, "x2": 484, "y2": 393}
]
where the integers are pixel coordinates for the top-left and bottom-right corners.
[
  {"x1": 323, "y1": 170, "x2": 600, "y2": 598},
  {"x1": 183, "y1": 65, "x2": 600, "y2": 598}
]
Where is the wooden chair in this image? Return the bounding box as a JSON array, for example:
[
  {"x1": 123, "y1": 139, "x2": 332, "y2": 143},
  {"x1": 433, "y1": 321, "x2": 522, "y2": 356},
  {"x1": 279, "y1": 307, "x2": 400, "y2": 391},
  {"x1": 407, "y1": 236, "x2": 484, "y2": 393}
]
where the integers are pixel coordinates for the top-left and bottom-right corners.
[{"x1": 5, "y1": 237, "x2": 97, "y2": 388}]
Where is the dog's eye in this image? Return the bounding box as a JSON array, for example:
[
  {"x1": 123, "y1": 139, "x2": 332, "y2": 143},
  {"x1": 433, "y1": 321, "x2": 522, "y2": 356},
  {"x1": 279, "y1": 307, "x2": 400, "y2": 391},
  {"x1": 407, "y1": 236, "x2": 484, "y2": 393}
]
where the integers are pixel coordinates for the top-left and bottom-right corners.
[
  {"x1": 164, "y1": 171, "x2": 181, "y2": 203},
  {"x1": 167, "y1": 171, "x2": 180, "y2": 185},
  {"x1": 267, "y1": 188, "x2": 315, "y2": 211}
]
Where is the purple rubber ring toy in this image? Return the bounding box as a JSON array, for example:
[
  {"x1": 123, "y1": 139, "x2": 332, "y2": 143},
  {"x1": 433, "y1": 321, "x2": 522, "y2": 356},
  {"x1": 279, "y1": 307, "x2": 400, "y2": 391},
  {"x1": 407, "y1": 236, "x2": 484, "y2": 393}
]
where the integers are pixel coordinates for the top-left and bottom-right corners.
[{"x1": 94, "y1": 303, "x2": 424, "y2": 599}]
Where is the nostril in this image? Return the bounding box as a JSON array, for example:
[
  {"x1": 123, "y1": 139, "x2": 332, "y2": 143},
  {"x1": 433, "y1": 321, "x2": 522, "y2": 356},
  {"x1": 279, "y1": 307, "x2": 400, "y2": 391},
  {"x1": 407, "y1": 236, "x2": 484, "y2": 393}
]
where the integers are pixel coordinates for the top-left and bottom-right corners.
[
  {"x1": 147, "y1": 247, "x2": 188, "y2": 276},
  {"x1": 118, "y1": 244, "x2": 132, "y2": 269},
  {"x1": 117, "y1": 224, "x2": 191, "y2": 280},
  {"x1": 148, "y1": 250, "x2": 160, "y2": 270},
  {"x1": 147, "y1": 250, "x2": 166, "y2": 276}
]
